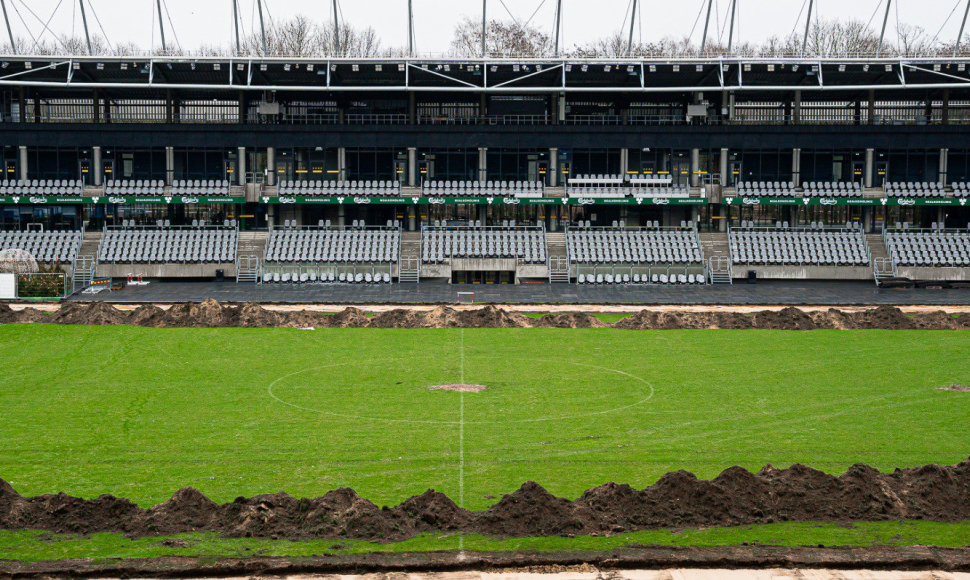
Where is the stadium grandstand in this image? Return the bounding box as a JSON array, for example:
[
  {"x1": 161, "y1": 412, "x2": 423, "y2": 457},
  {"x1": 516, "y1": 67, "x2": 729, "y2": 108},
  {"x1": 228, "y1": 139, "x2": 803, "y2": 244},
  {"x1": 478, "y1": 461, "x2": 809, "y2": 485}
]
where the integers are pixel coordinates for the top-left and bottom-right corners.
[{"x1": 0, "y1": 1, "x2": 969, "y2": 296}]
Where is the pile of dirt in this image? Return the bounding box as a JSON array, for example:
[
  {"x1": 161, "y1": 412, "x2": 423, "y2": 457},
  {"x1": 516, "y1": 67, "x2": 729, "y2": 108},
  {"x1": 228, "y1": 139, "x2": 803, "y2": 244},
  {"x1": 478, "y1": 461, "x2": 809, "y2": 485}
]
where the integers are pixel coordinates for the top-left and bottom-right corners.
[
  {"x1": 2, "y1": 459, "x2": 969, "y2": 541},
  {"x1": 5, "y1": 301, "x2": 970, "y2": 330}
]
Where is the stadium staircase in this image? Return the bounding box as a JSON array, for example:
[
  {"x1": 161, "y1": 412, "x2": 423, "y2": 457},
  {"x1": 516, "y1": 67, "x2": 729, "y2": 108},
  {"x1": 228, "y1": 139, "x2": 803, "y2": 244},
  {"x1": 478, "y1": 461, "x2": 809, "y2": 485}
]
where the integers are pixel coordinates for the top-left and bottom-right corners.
[
  {"x1": 398, "y1": 232, "x2": 421, "y2": 283},
  {"x1": 545, "y1": 231, "x2": 570, "y2": 283},
  {"x1": 867, "y1": 232, "x2": 899, "y2": 285},
  {"x1": 70, "y1": 231, "x2": 102, "y2": 291},
  {"x1": 700, "y1": 231, "x2": 733, "y2": 284},
  {"x1": 235, "y1": 230, "x2": 266, "y2": 283}
]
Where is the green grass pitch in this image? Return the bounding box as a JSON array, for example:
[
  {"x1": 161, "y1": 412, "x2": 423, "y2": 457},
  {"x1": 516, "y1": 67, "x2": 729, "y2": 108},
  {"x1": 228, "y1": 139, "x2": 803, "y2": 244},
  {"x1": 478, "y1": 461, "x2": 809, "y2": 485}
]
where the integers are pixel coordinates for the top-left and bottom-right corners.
[{"x1": 2, "y1": 324, "x2": 969, "y2": 512}]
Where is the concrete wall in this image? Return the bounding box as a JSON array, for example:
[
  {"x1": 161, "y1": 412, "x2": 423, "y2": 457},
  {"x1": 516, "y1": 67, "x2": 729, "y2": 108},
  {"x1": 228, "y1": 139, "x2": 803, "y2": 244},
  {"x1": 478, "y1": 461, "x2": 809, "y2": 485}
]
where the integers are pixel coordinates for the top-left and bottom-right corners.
[
  {"x1": 733, "y1": 265, "x2": 874, "y2": 281},
  {"x1": 451, "y1": 258, "x2": 517, "y2": 271},
  {"x1": 420, "y1": 263, "x2": 452, "y2": 279},
  {"x1": 896, "y1": 267, "x2": 970, "y2": 282},
  {"x1": 516, "y1": 263, "x2": 550, "y2": 280},
  {"x1": 97, "y1": 263, "x2": 237, "y2": 279}
]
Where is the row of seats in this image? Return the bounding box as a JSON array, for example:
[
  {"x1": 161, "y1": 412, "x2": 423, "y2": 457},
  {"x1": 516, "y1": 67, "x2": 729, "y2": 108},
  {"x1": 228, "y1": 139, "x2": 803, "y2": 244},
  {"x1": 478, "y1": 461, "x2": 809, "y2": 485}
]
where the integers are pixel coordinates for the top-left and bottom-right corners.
[
  {"x1": 0, "y1": 230, "x2": 81, "y2": 264},
  {"x1": 262, "y1": 271, "x2": 391, "y2": 284},
  {"x1": 737, "y1": 220, "x2": 863, "y2": 231},
  {"x1": 885, "y1": 230, "x2": 970, "y2": 267},
  {"x1": 735, "y1": 181, "x2": 796, "y2": 197},
  {"x1": 171, "y1": 180, "x2": 232, "y2": 196},
  {"x1": 105, "y1": 180, "x2": 165, "y2": 196},
  {"x1": 567, "y1": 229, "x2": 703, "y2": 264},
  {"x1": 567, "y1": 186, "x2": 690, "y2": 198},
  {"x1": 264, "y1": 229, "x2": 400, "y2": 263},
  {"x1": 278, "y1": 180, "x2": 401, "y2": 196},
  {"x1": 730, "y1": 229, "x2": 869, "y2": 266},
  {"x1": 422, "y1": 229, "x2": 546, "y2": 263},
  {"x1": 0, "y1": 179, "x2": 83, "y2": 195},
  {"x1": 577, "y1": 272, "x2": 706, "y2": 285},
  {"x1": 98, "y1": 229, "x2": 237, "y2": 263},
  {"x1": 118, "y1": 219, "x2": 238, "y2": 228},
  {"x1": 422, "y1": 181, "x2": 544, "y2": 199}
]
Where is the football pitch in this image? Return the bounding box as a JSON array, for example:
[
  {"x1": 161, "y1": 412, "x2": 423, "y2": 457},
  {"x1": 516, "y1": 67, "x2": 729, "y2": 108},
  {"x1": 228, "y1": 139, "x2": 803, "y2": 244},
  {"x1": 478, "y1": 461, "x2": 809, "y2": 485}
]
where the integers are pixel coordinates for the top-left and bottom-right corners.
[{"x1": 2, "y1": 324, "x2": 968, "y2": 513}]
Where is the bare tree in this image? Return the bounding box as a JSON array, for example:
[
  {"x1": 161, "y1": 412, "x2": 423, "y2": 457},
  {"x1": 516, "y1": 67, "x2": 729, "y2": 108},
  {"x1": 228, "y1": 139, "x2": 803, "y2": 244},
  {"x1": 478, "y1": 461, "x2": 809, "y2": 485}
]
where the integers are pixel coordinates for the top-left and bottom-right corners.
[{"x1": 450, "y1": 17, "x2": 551, "y2": 57}]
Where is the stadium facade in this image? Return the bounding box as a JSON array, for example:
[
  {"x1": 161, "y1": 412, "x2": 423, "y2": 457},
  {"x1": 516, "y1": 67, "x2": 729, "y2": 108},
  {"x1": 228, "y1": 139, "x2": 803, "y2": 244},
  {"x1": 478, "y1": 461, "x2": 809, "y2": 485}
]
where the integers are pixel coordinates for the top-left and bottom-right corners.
[{"x1": 1, "y1": 54, "x2": 970, "y2": 288}]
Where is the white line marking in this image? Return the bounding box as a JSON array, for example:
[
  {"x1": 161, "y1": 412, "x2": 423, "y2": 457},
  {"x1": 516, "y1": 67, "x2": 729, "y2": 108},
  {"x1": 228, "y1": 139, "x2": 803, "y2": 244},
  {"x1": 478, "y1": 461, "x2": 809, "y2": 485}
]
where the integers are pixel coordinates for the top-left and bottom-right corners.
[{"x1": 458, "y1": 328, "x2": 465, "y2": 557}]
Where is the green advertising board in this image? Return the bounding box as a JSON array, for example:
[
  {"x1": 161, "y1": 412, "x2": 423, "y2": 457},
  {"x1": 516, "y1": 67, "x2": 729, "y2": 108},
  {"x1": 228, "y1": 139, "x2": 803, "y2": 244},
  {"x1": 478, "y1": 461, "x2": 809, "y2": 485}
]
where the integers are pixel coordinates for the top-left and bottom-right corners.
[
  {"x1": 721, "y1": 196, "x2": 970, "y2": 207},
  {"x1": 0, "y1": 196, "x2": 245, "y2": 205}
]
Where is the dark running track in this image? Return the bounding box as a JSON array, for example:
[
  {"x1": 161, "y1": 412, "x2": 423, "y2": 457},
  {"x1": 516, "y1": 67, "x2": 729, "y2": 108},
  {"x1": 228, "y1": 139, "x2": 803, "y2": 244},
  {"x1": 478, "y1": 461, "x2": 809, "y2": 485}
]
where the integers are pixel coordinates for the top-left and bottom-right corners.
[{"x1": 69, "y1": 280, "x2": 970, "y2": 305}]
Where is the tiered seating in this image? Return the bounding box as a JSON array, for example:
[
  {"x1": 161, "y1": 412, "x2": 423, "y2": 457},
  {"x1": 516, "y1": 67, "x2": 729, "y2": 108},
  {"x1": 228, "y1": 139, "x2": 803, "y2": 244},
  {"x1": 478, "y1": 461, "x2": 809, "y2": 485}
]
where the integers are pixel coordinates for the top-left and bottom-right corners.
[
  {"x1": 567, "y1": 174, "x2": 628, "y2": 198},
  {"x1": 422, "y1": 227, "x2": 546, "y2": 263},
  {"x1": 264, "y1": 227, "x2": 400, "y2": 263},
  {"x1": 576, "y1": 272, "x2": 706, "y2": 285},
  {"x1": 885, "y1": 224, "x2": 970, "y2": 267},
  {"x1": 105, "y1": 180, "x2": 165, "y2": 196},
  {"x1": 422, "y1": 180, "x2": 543, "y2": 198},
  {"x1": 98, "y1": 227, "x2": 237, "y2": 263},
  {"x1": 730, "y1": 224, "x2": 869, "y2": 265},
  {"x1": 278, "y1": 180, "x2": 401, "y2": 196},
  {"x1": 951, "y1": 182, "x2": 970, "y2": 197},
  {"x1": 172, "y1": 180, "x2": 231, "y2": 195},
  {"x1": 568, "y1": 225, "x2": 702, "y2": 264},
  {"x1": 0, "y1": 180, "x2": 83, "y2": 196},
  {"x1": 801, "y1": 181, "x2": 863, "y2": 197},
  {"x1": 735, "y1": 181, "x2": 796, "y2": 197},
  {"x1": 0, "y1": 230, "x2": 81, "y2": 264},
  {"x1": 883, "y1": 181, "x2": 946, "y2": 198}
]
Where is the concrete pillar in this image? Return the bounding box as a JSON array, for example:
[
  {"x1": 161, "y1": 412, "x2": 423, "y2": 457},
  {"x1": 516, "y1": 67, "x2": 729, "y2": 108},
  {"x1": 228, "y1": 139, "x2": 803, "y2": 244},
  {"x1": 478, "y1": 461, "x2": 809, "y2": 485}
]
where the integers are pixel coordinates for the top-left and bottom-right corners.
[
  {"x1": 18, "y1": 146, "x2": 27, "y2": 180},
  {"x1": 338, "y1": 147, "x2": 347, "y2": 181},
  {"x1": 408, "y1": 93, "x2": 417, "y2": 124},
  {"x1": 478, "y1": 205, "x2": 487, "y2": 226},
  {"x1": 863, "y1": 207, "x2": 873, "y2": 233},
  {"x1": 477, "y1": 148, "x2": 487, "y2": 182},
  {"x1": 792, "y1": 148, "x2": 801, "y2": 188},
  {"x1": 92, "y1": 146, "x2": 102, "y2": 186},
  {"x1": 408, "y1": 205, "x2": 416, "y2": 232},
  {"x1": 266, "y1": 147, "x2": 276, "y2": 186},
  {"x1": 690, "y1": 148, "x2": 700, "y2": 187},
  {"x1": 407, "y1": 147, "x2": 417, "y2": 187},
  {"x1": 719, "y1": 204, "x2": 728, "y2": 233},
  {"x1": 864, "y1": 148, "x2": 875, "y2": 188},
  {"x1": 938, "y1": 207, "x2": 946, "y2": 226},
  {"x1": 867, "y1": 90, "x2": 876, "y2": 124},
  {"x1": 719, "y1": 148, "x2": 729, "y2": 186},
  {"x1": 940, "y1": 148, "x2": 949, "y2": 186},
  {"x1": 267, "y1": 205, "x2": 275, "y2": 230},
  {"x1": 479, "y1": 94, "x2": 487, "y2": 117},
  {"x1": 942, "y1": 90, "x2": 950, "y2": 125},
  {"x1": 237, "y1": 147, "x2": 246, "y2": 186},
  {"x1": 619, "y1": 149, "x2": 629, "y2": 178},
  {"x1": 728, "y1": 91, "x2": 736, "y2": 122},
  {"x1": 165, "y1": 147, "x2": 174, "y2": 186},
  {"x1": 792, "y1": 90, "x2": 801, "y2": 124},
  {"x1": 549, "y1": 148, "x2": 558, "y2": 187},
  {"x1": 338, "y1": 205, "x2": 346, "y2": 228}
]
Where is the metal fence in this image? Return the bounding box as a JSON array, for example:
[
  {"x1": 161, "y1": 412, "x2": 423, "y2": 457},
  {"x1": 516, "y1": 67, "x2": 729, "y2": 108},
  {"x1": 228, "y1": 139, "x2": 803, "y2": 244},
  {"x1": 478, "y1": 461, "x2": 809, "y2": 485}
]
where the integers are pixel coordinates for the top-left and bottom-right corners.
[{"x1": 16, "y1": 272, "x2": 69, "y2": 299}]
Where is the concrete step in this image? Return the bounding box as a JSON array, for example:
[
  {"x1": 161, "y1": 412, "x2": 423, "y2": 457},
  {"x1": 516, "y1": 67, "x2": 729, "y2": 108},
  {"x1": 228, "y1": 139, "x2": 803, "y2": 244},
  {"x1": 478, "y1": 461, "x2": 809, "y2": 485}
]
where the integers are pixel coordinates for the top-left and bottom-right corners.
[{"x1": 866, "y1": 233, "x2": 889, "y2": 260}]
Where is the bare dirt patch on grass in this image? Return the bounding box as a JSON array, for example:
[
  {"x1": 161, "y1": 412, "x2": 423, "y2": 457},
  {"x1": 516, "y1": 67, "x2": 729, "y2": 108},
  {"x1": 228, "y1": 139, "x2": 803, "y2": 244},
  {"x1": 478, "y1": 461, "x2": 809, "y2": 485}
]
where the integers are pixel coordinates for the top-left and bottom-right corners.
[
  {"x1": 430, "y1": 384, "x2": 489, "y2": 393},
  {"x1": 939, "y1": 385, "x2": 970, "y2": 392}
]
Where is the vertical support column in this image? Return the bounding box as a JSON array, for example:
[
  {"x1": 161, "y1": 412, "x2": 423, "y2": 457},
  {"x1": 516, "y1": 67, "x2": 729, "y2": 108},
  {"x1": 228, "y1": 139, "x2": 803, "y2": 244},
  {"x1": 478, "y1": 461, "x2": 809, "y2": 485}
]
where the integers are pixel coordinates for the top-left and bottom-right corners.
[
  {"x1": 407, "y1": 147, "x2": 417, "y2": 187},
  {"x1": 166, "y1": 90, "x2": 174, "y2": 124},
  {"x1": 18, "y1": 145, "x2": 26, "y2": 180},
  {"x1": 690, "y1": 148, "x2": 700, "y2": 187},
  {"x1": 867, "y1": 90, "x2": 876, "y2": 125},
  {"x1": 266, "y1": 147, "x2": 276, "y2": 186},
  {"x1": 942, "y1": 90, "x2": 950, "y2": 125},
  {"x1": 549, "y1": 147, "x2": 558, "y2": 187},
  {"x1": 792, "y1": 90, "x2": 802, "y2": 124},
  {"x1": 338, "y1": 205, "x2": 346, "y2": 228},
  {"x1": 863, "y1": 207, "x2": 873, "y2": 233},
  {"x1": 728, "y1": 91, "x2": 736, "y2": 122},
  {"x1": 719, "y1": 148, "x2": 729, "y2": 186},
  {"x1": 864, "y1": 148, "x2": 874, "y2": 189},
  {"x1": 17, "y1": 87, "x2": 25, "y2": 123},
  {"x1": 92, "y1": 89, "x2": 100, "y2": 123},
  {"x1": 165, "y1": 146, "x2": 174, "y2": 186},
  {"x1": 477, "y1": 147, "x2": 487, "y2": 182},
  {"x1": 792, "y1": 148, "x2": 801, "y2": 187},
  {"x1": 338, "y1": 147, "x2": 347, "y2": 181},
  {"x1": 619, "y1": 149, "x2": 629, "y2": 178},
  {"x1": 92, "y1": 146, "x2": 102, "y2": 186},
  {"x1": 479, "y1": 94, "x2": 487, "y2": 117},
  {"x1": 32, "y1": 91, "x2": 40, "y2": 123},
  {"x1": 237, "y1": 91, "x2": 247, "y2": 124},
  {"x1": 940, "y1": 148, "x2": 949, "y2": 186},
  {"x1": 408, "y1": 205, "x2": 416, "y2": 232},
  {"x1": 408, "y1": 93, "x2": 417, "y2": 124},
  {"x1": 237, "y1": 147, "x2": 246, "y2": 186}
]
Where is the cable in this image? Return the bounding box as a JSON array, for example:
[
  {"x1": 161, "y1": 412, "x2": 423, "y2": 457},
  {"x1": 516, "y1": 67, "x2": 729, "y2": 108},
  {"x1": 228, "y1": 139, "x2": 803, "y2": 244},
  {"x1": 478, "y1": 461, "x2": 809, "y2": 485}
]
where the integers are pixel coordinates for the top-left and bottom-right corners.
[
  {"x1": 522, "y1": 0, "x2": 548, "y2": 30},
  {"x1": 929, "y1": 0, "x2": 961, "y2": 46},
  {"x1": 687, "y1": 0, "x2": 707, "y2": 43},
  {"x1": 161, "y1": 0, "x2": 182, "y2": 52},
  {"x1": 8, "y1": 0, "x2": 41, "y2": 50},
  {"x1": 150, "y1": 0, "x2": 156, "y2": 53},
  {"x1": 865, "y1": 0, "x2": 884, "y2": 31},
  {"x1": 14, "y1": 0, "x2": 69, "y2": 52},
  {"x1": 498, "y1": 0, "x2": 522, "y2": 28},
  {"x1": 85, "y1": 0, "x2": 113, "y2": 52},
  {"x1": 789, "y1": 0, "x2": 809, "y2": 40}
]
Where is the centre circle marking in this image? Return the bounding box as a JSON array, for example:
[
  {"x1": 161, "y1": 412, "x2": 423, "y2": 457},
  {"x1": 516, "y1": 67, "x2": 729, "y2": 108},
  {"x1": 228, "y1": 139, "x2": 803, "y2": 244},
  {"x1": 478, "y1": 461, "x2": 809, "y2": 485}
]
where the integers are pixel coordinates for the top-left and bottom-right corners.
[{"x1": 266, "y1": 355, "x2": 655, "y2": 425}]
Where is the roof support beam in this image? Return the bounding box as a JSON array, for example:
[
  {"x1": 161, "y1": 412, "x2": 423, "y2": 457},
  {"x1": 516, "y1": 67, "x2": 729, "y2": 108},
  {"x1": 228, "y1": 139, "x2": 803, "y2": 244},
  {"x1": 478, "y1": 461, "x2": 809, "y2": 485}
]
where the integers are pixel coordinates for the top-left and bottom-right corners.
[
  {"x1": 877, "y1": 0, "x2": 892, "y2": 58},
  {"x1": 956, "y1": 0, "x2": 970, "y2": 57},
  {"x1": 0, "y1": 0, "x2": 15, "y2": 54},
  {"x1": 156, "y1": 0, "x2": 167, "y2": 54},
  {"x1": 78, "y1": 0, "x2": 93, "y2": 55},
  {"x1": 801, "y1": 0, "x2": 815, "y2": 56},
  {"x1": 700, "y1": 0, "x2": 713, "y2": 56},
  {"x1": 627, "y1": 0, "x2": 638, "y2": 56}
]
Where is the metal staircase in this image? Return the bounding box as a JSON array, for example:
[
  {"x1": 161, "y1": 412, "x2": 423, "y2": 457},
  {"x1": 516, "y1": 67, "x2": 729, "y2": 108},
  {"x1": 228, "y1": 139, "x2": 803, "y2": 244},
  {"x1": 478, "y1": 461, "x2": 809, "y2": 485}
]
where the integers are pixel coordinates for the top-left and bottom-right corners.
[
  {"x1": 398, "y1": 231, "x2": 421, "y2": 283},
  {"x1": 700, "y1": 231, "x2": 733, "y2": 284},
  {"x1": 545, "y1": 231, "x2": 570, "y2": 283},
  {"x1": 72, "y1": 255, "x2": 96, "y2": 292},
  {"x1": 236, "y1": 230, "x2": 267, "y2": 283}
]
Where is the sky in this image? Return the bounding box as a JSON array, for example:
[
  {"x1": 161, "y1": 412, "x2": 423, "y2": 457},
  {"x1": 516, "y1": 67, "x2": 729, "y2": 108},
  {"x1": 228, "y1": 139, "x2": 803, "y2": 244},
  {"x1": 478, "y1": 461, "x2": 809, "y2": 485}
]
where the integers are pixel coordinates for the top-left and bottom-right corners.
[{"x1": 2, "y1": 0, "x2": 968, "y2": 55}]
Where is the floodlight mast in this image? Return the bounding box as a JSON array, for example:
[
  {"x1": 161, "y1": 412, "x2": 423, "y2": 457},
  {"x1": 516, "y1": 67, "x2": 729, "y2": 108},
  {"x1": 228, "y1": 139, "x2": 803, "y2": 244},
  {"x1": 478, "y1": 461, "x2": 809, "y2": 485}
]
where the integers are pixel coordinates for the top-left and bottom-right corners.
[
  {"x1": 877, "y1": 0, "x2": 892, "y2": 57},
  {"x1": 156, "y1": 0, "x2": 167, "y2": 54},
  {"x1": 332, "y1": 0, "x2": 341, "y2": 56},
  {"x1": 627, "y1": 0, "x2": 638, "y2": 56},
  {"x1": 232, "y1": 0, "x2": 241, "y2": 55},
  {"x1": 955, "y1": 0, "x2": 970, "y2": 57},
  {"x1": 481, "y1": 0, "x2": 487, "y2": 57},
  {"x1": 699, "y1": 0, "x2": 713, "y2": 56},
  {"x1": 727, "y1": 0, "x2": 737, "y2": 55},
  {"x1": 801, "y1": 0, "x2": 814, "y2": 56},
  {"x1": 553, "y1": 0, "x2": 562, "y2": 57},
  {"x1": 0, "y1": 0, "x2": 15, "y2": 54},
  {"x1": 78, "y1": 0, "x2": 93, "y2": 55},
  {"x1": 256, "y1": 0, "x2": 267, "y2": 55}
]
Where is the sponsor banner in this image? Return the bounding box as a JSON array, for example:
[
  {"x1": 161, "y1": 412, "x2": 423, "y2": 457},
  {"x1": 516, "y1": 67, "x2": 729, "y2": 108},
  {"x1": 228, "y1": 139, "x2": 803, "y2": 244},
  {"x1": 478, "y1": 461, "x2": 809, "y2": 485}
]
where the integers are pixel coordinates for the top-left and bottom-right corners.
[
  {"x1": 258, "y1": 196, "x2": 707, "y2": 206},
  {"x1": 0, "y1": 196, "x2": 244, "y2": 205},
  {"x1": 722, "y1": 196, "x2": 970, "y2": 207}
]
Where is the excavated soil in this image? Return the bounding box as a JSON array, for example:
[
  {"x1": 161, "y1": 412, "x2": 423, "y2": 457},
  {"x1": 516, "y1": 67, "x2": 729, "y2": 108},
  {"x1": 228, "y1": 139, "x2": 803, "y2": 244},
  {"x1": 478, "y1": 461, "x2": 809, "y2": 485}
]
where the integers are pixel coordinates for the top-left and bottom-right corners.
[
  {"x1": 430, "y1": 384, "x2": 489, "y2": 393},
  {"x1": 940, "y1": 385, "x2": 970, "y2": 392},
  {"x1": 3, "y1": 300, "x2": 970, "y2": 329},
  {"x1": 2, "y1": 459, "x2": 970, "y2": 542}
]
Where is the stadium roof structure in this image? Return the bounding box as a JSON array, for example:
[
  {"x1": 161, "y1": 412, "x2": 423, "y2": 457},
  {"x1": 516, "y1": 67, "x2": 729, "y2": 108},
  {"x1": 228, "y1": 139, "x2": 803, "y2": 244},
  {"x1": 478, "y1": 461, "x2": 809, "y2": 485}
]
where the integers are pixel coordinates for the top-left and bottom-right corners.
[{"x1": 1, "y1": 55, "x2": 969, "y2": 96}]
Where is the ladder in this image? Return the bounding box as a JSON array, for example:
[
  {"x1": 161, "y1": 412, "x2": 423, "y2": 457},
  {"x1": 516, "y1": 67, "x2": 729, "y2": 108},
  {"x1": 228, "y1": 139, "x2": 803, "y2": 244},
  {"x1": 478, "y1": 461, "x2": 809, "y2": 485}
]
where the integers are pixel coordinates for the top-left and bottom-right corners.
[
  {"x1": 236, "y1": 255, "x2": 260, "y2": 283},
  {"x1": 872, "y1": 257, "x2": 897, "y2": 285},
  {"x1": 708, "y1": 256, "x2": 733, "y2": 285},
  {"x1": 399, "y1": 256, "x2": 420, "y2": 283},
  {"x1": 72, "y1": 255, "x2": 96, "y2": 292},
  {"x1": 548, "y1": 256, "x2": 570, "y2": 283}
]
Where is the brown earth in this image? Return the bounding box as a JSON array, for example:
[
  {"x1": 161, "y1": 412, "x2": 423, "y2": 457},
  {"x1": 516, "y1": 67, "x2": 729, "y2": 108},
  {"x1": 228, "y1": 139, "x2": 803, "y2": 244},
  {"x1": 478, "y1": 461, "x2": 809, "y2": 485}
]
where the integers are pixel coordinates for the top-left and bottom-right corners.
[
  {"x1": 940, "y1": 385, "x2": 970, "y2": 392},
  {"x1": 2, "y1": 459, "x2": 969, "y2": 542},
  {"x1": 2, "y1": 299, "x2": 970, "y2": 330},
  {"x1": 430, "y1": 384, "x2": 489, "y2": 392}
]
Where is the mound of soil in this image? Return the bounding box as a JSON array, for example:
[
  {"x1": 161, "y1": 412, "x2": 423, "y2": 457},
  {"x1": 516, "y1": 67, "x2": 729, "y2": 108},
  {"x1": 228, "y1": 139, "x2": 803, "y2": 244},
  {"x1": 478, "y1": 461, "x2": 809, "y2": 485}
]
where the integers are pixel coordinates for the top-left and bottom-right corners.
[
  {"x1": 328, "y1": 307, "x2": 370, "y2": 328},
  {"x1": 423, "y1": 306, "x2": 464, "y2": 328},
  {"x1": 2, "y1": 458, "x2": 969, "y2": 541},
  {"x1": 458, "y1": 305, "x2": 532, "y2": 328},
  {"x1": 49, "y1": 302, "x2": 128, "y2": 326},
  {"x1": 532, "y1": 313, "x2": 609, "y2": 329},
  {"x1": 367, "y1": 309, "x2": 426, "y2": 329}
]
